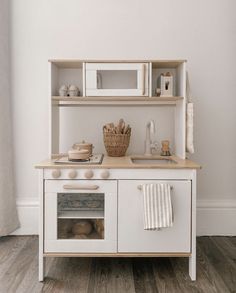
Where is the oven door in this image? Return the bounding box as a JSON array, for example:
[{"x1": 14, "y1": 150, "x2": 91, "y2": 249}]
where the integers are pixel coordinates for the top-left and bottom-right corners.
[{"x1": 44, "y1": 180, "x2": 117, "y2": 253}]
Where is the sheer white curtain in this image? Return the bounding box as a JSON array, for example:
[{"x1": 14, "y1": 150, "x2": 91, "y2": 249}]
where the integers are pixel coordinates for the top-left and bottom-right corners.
[{"x1": 0, "y1": 0, "x2": 19, "y2": 235}]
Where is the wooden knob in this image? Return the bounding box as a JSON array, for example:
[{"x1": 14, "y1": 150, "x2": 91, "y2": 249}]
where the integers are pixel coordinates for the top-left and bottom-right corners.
[
  {"x1": 68, "y1": 170, "x2": 77, "y2": 179},
  {"x1": 52, "y1": 169, "x2": 61, "y2": 178},
  {"x1": 84, "y1": 170, "x2": 94, "y2": 179},
  {"x1": 100, "y1": 170, "x2": 110, "y2": 179}
]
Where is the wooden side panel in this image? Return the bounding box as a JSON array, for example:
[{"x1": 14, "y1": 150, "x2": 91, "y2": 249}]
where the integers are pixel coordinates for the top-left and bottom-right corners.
[
  {"x1": 50, "y1": 106, "x2": 60, "y2": 157},
  {"x1": 189, "y1": 170, "x2": 197, "y2": 280},
  {"x1": 49, "y1": 63, "x2": 60, "y2": 157},
  {"x1": 38, "y1": 170, "x2": 44, "y2": 281},
  {"x1": 175, "y1": 62, "x2": 186, "y2": 159}
]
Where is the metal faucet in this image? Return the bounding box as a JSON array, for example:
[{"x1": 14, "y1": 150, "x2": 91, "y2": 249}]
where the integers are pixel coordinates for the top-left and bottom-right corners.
[{"x1": 144, "y1": 120, "x2": 158, "y2": 156}]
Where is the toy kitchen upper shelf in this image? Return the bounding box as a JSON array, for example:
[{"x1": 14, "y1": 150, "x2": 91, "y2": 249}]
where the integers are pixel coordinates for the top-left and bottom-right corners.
[
  {"x1": 52, "y1": 96, "x2": 183, "y2": 106},
  {"x1": 49, "y1": 59, "x2": 186, "y2": 106}
]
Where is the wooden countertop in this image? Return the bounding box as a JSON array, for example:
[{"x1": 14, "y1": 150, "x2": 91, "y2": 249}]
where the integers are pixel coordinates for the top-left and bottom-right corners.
[{"x1": 35, "y1": 155, "x2": 201, "y2": 169}]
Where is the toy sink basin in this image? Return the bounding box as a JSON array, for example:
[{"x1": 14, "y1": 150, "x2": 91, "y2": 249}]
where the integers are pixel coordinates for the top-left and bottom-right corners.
[{"x1": 130, "y1": 156, "x2": 177, "y2": 165}]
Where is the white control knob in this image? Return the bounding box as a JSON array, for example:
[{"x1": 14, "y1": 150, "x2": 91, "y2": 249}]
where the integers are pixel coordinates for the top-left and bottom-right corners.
[
  {"x1": 68, "y1": 170, "x2": 77, "y2": 179},
  {"x1": 100, "y1": 170, "x2": 110, "y2": 179},
  {"x1": 52, "y1": 169, "x2": 61, "y2": 178},
  {"x1": 84, "y1": 170, "x2": 94, "y2": 179}
]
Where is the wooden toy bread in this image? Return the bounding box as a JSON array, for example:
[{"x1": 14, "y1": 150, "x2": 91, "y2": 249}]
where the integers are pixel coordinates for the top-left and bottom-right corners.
[
  {"x1": 93, "y1": 219, "x2": 104, "y2": 239},
  {"x1": 72, "y1": 220, "x2": 93, "y2": 235},
  {"x1": 58, "y1": 220, "x2": 73, "y2": 239}
]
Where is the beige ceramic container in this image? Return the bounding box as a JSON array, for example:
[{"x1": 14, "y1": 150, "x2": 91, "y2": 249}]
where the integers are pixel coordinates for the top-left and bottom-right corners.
[
  {"x1": 68, "y1": 149, "x2": 90, "y2": 161},
  {"x1": 68, "y1": 84, "x2": 80, "y2": 97},
  {"x1": 59, "y1": 85, "x2": 68, "y2": 96},
  {"x1": 72, "y1": 141, "x2": 93, "y2": 156}
]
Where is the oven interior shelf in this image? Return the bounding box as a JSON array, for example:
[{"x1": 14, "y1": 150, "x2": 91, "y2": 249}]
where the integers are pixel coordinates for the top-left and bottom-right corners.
[{"x1": 58, "y1": 210, "x2": 104, "y2": 219}]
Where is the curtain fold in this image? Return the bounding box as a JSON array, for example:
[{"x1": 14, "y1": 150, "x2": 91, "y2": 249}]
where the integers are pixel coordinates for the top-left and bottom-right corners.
[{"x1": 0, "y1": 0, "x2": 20, "y2": 236}]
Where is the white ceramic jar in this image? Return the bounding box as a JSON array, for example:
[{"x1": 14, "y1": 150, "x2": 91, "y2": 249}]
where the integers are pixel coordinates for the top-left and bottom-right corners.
[
  {"x1": 59, "y1": 85, "x2": 68, "y2": 96},
  {"x1": 68, "y1": 85, "x2": 80, "y2": 97}
]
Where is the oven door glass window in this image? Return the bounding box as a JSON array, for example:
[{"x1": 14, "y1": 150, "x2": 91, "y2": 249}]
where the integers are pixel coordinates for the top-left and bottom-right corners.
[{"x1": 57, "y1": 193, "x2": 104, "y2": 240}]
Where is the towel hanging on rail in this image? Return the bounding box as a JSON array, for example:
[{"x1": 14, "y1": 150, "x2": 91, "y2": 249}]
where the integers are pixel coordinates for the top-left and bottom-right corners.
[
  {"x1": 141, "y1": 183, "x2": 173, "y2": 230},
  {"x1": 186, "y1": 71, "x2": 194, "y2": 154}
]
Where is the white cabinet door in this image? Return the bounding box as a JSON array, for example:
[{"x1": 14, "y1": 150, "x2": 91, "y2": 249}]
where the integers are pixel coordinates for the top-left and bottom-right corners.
[
  {"x1": 118, "y1": 180, "x2": 191, "y2": 253},
  {"x1": 44, "y1": 180, "x2": 117, "y2": 253},
  {"x1": 85, "y1": 63, "x2": 149, "y2": 96}
]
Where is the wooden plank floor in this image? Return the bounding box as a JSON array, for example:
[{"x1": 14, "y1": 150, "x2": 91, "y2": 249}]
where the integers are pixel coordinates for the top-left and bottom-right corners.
[{"x1": 0, "y1": 236, "x2": 235, "y2": 293}]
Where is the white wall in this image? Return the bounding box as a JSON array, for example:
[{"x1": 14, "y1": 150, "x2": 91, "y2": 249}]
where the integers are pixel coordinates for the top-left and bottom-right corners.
[{"x1": 10, "y1": 0, "x2": 236, "y2": 235}]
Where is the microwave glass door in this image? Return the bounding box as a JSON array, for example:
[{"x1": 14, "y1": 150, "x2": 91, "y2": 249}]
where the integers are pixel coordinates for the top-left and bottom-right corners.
[
  {"x1": 85, "y1": 63, "x2": 149, "y2": 96},
  {"x1": 97, "y1": 70, "x2": 137, "y2": 89}
]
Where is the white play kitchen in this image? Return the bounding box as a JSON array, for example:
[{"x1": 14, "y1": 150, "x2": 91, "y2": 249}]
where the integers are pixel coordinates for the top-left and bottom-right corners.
[{"x1": 35, "y1": 59, "x2": 200, "y2": 282}]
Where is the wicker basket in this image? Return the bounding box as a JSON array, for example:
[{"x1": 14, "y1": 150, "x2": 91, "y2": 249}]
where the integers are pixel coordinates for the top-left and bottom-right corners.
[{"x1": 103, "y1": 132, "x2": 131, "y2": 157}]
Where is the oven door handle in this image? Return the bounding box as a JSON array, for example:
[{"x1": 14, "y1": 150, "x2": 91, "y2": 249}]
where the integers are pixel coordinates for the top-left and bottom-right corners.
[{"x1": 63, "y1": 184, "x2": 99, "y2": 190}]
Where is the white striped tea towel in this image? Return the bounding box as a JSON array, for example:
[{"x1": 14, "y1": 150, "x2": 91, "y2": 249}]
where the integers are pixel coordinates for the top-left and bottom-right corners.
[
  {"x1": 142, "y1": 183, "x2": 173, "y2": 230},
  {"x1": 186, "y1": 71, "x2": 194, "y2": 154}
]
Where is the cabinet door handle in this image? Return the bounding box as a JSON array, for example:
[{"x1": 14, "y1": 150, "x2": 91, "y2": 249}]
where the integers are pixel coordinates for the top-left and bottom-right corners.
[
  {"x1": 141, "y1": 64, "x2": 145, "y2": 95},
  {"x1": 63, "y1": 184, "x2": 99, "y2": 190}
]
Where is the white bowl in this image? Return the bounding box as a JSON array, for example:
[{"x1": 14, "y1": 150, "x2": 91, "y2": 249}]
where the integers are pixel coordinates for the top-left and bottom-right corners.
[{"x1": 68, "y1": 149, "x2": 90, "y2": 161}]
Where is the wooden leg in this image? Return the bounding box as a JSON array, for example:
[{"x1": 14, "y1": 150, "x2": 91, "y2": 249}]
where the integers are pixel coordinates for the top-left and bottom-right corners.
[
  {"x1": 38, "y1": 169, "x2": 45, "y2": 282},
  {"x1": 189, "y1": 170, "x2": 197, "y2": 281},
  {"x1": 189, "y1": 254, "x2": 196, "y2": 281},
  {"x1": 39, "y1": 254, "x2": 45, "y2": 282}
]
